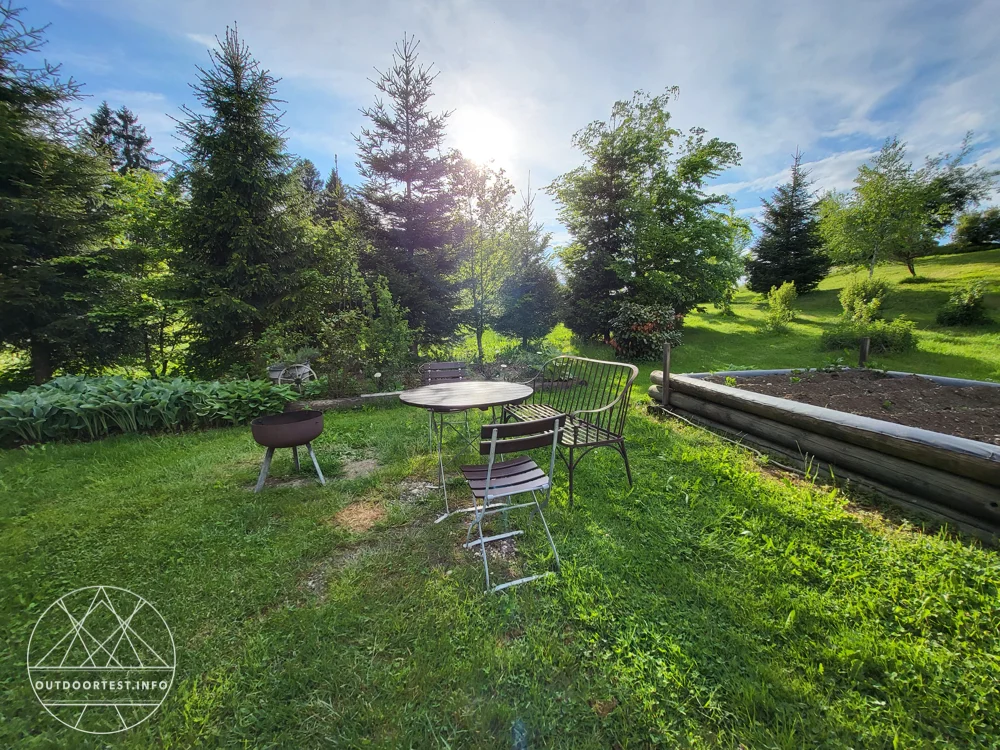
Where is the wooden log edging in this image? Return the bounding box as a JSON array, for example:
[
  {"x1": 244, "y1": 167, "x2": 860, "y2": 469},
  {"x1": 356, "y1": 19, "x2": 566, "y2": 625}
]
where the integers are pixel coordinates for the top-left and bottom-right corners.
[{"x1": 648, "y1": 371, "x2": 1000, "y2": 536}]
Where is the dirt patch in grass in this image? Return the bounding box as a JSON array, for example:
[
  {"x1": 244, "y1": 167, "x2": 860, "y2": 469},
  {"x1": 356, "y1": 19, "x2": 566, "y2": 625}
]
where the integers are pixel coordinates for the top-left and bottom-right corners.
[
  {"x1": 707, "y1": 369, "x2": 1000, "y2": 445},
  {"x1": 332, "y1": 501, "x2": 385, "y2": 532},
  {"x1": 590, "y1": 697, "x2": 618, "y2": 718},
  {"x1": 342, "y1": 457, "x2": 378, "y2": 479},
  {"x1": 250, "y1": 476, "x2": 319, "y2": 491},
  {"x1": 399, "y1": 479, "x2": 438, "y2": 503}
]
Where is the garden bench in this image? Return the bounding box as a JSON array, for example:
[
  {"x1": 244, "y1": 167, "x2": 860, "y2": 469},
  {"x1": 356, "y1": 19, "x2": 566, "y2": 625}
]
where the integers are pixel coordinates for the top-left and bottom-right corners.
[{"x1": 503, "y1": 356, "x2": 639, "y2": 506}]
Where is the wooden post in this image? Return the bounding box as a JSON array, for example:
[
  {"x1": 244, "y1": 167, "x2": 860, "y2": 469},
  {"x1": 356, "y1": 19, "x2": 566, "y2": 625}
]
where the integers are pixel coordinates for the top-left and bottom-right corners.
[
  {"x1": 661, "y1": 342, "x2": 671, "y2": 406},
  {"x1": 859, "y1": 337, "x2": 871, "y2": 368}
]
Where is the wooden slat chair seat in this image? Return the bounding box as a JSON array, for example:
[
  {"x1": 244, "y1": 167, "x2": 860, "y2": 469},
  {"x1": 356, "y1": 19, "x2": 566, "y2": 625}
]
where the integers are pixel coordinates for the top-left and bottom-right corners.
[
  {"x1": 503, "y1": 356, "x2": 639, "y2": 507},
  {"x1": 459, "y1": 416, "x2": 564, "y2": 593}
]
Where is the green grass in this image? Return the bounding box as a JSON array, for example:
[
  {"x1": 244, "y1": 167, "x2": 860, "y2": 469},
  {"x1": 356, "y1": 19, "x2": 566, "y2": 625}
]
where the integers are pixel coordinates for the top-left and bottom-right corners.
[
  {"x1": 577, "y1": 248, "x2": 1000, "y2": 384},
  {"x1": 2, "y1": 404, "x2": 998, "y2": 747}
]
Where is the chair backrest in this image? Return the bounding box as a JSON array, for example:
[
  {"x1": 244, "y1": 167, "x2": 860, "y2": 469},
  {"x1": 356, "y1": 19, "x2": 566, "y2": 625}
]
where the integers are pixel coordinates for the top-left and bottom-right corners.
[
  {"x1": 479, "y1": 415, "x2": 565, "y2": 456},
  {"x1": 419, "y1": 361, "x2": 469, "y2": 385},
  {"x1": 525, "y1": 356, "x2": 639, "y2": 438},
  {"x1": 479, "y1": 415, "x2": 565, "y2": 498}
]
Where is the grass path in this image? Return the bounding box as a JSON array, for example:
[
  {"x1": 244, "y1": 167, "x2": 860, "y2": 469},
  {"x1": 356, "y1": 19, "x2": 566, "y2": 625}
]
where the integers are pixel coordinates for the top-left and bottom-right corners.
[{"x1": 2, "y1": 404, "x2": 998, "y2": 747}]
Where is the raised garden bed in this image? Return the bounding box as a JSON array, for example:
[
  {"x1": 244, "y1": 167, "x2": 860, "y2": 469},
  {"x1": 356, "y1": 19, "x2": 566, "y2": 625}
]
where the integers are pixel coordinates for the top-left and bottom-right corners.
[
  {"x1": 703, "y1": 369, "x2": 1000, "y2": 446},
  {"x1": 648, "y1": 368, "x2": 1000, "y2": 542}
]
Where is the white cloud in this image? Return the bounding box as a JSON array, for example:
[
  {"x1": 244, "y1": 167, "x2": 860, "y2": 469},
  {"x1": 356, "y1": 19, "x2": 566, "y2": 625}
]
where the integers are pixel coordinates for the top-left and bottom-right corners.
[{"x1": 75, "y1": 0, "x2": 1000, "y2": 225}]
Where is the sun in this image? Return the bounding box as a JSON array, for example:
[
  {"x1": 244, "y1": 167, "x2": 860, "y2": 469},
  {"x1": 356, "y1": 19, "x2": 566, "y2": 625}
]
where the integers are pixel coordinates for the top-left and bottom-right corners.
[{"x1": 449, "y1": 107, "x2": 517, "y2": 169}]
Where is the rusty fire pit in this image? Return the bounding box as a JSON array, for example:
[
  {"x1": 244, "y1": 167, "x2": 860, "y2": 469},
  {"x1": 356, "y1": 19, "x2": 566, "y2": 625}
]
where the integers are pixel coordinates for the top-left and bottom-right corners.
[{"x1": 251, "y1": 410, "x2": 326, "y2": 492}]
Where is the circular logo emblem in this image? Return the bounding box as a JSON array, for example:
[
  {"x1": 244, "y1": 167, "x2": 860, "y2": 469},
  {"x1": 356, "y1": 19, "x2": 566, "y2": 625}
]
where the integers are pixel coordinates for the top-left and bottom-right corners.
[{"x1": 27, "y1": 586, "x2": 175, "y2": 734}]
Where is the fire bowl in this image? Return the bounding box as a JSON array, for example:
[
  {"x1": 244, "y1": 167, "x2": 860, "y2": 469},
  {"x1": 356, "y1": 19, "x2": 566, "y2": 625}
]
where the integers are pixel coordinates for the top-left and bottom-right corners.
[{"x1": 251, "y1": 410, "x2": 324, "y2": 449}]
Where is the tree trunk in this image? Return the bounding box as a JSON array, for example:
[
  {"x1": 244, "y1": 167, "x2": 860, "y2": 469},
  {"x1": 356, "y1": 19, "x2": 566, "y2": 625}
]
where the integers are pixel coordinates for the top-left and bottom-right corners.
[
  {"x1": 30, "y1": 342, "x2": 53, "y2": 385},
  {"x1": 476, "y1": 328, "x2": 484, "y2": 362},
  {"x1": 906, "y1": 257, "x2": 916, "y2": 276}
]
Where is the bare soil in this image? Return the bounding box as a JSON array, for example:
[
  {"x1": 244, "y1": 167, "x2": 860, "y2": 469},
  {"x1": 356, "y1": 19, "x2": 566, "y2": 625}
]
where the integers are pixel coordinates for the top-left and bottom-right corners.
[
  {"x1": 705, "y1": 370, "x2": 1000, "y2": 446},
  {"x1": 331, "y1": 501, "x2": 385, "y2": 532}
]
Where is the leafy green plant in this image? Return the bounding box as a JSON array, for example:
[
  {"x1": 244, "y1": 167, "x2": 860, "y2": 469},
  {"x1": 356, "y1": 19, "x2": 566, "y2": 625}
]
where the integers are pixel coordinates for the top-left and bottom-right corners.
[
  {"x1": 839, "y1": 276, "x2": 891, "y2": 322},
  {"x1": 761, "y1": 281, "x2": 797, "y2": 332},
  {"x1": 609, "y1": 302, "x2": 682, "y2": 361},
  {"x1": 724, "y1": 376, "x2": 738, "y2": 387},
  {"x1": 0, "y1": 376, "x2": 295, "y2": 446},
  {"x1": 820, "y1": 316, "x2": 916, "y2": 354},
  {"x1": 936, "y1": 282, "x2": 992, "y2": 326}
]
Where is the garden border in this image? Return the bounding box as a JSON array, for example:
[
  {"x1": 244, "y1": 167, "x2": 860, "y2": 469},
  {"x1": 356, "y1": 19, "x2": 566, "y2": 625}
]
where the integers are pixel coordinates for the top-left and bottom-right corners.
[{"x1": 647, "y1": 369, "x2": 1000, "y2": 543}]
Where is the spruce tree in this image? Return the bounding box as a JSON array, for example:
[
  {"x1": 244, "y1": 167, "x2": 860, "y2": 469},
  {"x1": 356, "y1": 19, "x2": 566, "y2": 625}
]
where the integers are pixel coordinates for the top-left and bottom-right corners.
[
  {"x1": 86, "y1": 100, "x2": 117, "y2": 166},
  {"x1": 113, "y1": 106, "x2": 163, "y2": 173},
  {"x1": 496, "y1": 184, "x2": 560, "y2": 346},
  {"x1": 355, "y1": 34, "x2": 459, "y2": 347},
  {"x1": 746, "y1": 151, "x2": 829, "y2": 294},
  {"x1": 0, "y1": 5, "x2": 115, "y2": 383},
  {"x1": 86, "y1": 102, "x2": 162, "y2": 173},
  {"x1": 175, "y1": 27, "x2": 312, "y2": 375},
  {"x1": 316, "y1": 161, "x2": 346, "y2": 223},
  {"x1": 296, "y1": 158, "x2": 324, "y2": 197}
]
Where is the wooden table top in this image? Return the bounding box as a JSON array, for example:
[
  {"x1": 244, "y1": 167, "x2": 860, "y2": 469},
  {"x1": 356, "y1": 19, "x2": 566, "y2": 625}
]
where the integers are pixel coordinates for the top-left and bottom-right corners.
[{"x1": 399, "y1": 381, "x2": 533, "y2": 411}]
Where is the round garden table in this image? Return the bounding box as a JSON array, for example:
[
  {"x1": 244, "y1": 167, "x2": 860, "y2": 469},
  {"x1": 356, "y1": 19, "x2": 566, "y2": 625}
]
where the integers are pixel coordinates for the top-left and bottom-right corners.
[{"x1": 400, "y1": 381, "x2": 533, "y2": 521}]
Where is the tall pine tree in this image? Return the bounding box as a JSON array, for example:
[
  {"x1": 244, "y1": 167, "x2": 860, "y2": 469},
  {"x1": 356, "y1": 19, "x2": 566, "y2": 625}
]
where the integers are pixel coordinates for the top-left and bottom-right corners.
[
  {"x1": 85, "y1": 102, "x2": 162, "y2": 173},
  {"x1": 355, "y1": 34, "x2": 459, "y2": 347},
  {"x1": 746, "y1": 151, "x2": 829, "y2": 294},
  {"x1": 0, "y1": 5, "x2": 116, "y2": 383},
  {"x1": 114, "y1": 106, "x2": 162, "y2": 173},
  {"x1": 175, "y1": 27, "x2": 313, "y2": 375}
]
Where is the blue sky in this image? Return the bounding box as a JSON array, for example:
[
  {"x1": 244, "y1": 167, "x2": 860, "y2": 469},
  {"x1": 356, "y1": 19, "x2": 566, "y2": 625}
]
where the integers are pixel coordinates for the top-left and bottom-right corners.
[{"x1": 23, "y1": 0, "x2": 1000, "y2": 246}]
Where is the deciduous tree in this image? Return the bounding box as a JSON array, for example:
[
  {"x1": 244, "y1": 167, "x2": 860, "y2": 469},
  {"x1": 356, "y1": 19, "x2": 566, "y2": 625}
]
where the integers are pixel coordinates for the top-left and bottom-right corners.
[{"x1": 550, "y1": 90, "x2": 744, "y2": 338}]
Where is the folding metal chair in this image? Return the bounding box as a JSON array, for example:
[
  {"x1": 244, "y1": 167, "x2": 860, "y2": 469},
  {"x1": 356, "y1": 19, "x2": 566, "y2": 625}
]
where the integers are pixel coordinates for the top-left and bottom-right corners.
[
  {"x1": 418, "y1": 361, "x2": 472, "y2": 450},
  {"x1": 460, "y1": 415, "x2": 564, "y2": 593}
]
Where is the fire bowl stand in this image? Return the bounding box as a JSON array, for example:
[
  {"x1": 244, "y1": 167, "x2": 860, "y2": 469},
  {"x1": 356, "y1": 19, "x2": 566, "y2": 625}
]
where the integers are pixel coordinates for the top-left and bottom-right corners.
[{"x1": 255, "y1": 443, "x2": 326, "y2": 493}]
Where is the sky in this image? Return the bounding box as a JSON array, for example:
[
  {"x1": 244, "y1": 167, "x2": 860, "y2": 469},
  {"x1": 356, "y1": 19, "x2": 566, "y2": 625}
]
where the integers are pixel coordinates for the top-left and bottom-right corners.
[{"x1": 22, "y1": 0, "x2": 1000, "y2": 247}]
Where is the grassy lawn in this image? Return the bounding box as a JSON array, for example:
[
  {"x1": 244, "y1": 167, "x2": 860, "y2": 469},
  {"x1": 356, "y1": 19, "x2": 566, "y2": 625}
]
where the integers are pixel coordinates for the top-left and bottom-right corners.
[
  {"x1": 574, "y1": 248, "x2": 1000, "y2": 385},
  {"x1": 2, "y1": 403, "x2": 998, "y2": 747}
]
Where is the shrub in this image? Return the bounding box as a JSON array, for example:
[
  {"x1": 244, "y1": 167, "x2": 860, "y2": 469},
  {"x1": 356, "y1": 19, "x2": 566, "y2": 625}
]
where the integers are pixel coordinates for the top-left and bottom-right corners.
[
  {"x1": 839, "y1": 276, "x2": 891, "y2": 322},
  {"x1": 0, "y1": 376, "x2": 295, "y2": 446},
  {"x1": 315, "y1": 278, "x2": 414, "y2": 397},
  {"x1": 936, "y1": 283, "x2": 992, "y2": 326},
  {"x1": 820, "y1": 316, "x2": 916, "y2": 354},
  {"x1": 609, "y1": 302, "x2": 683, "y2": 361},
  {"x1": 761, "y1": 281, "x2": 797, "y2": 331}
]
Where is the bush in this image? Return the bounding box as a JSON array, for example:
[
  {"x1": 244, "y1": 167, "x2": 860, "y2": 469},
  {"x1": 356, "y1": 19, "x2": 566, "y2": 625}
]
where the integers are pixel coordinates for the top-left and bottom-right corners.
[
  {"x1": 936, "y1": 283, "x2": 992, "y2": 326},
  {"x1": 839, "y1": 276, "x2": 891, "y2": 322},
  {"x1": 761, "y1": 281, "x2": 797, "y2": 331},
  {"x1": 609, "y1": 302, "x2": 682, "y2": 361},
  {"x1": 0, "y1": 376, "x2": 295, "y2": 446},
  {"x1": 820, "y1": 316, "x2": 916, "y2": 354},
  {"x1": 315, "y1": 278, "x2": 414, "y2": 397}
]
